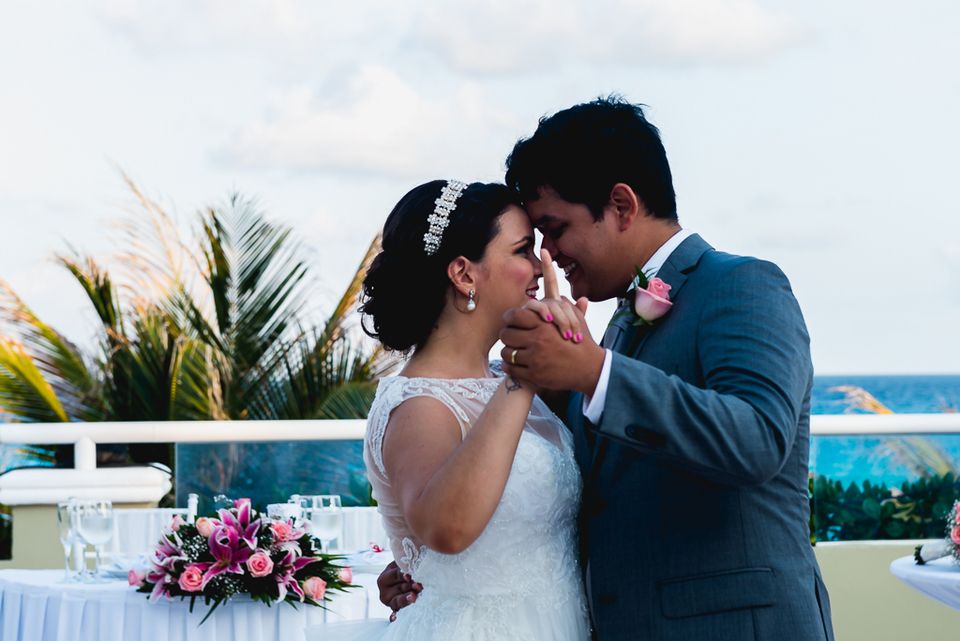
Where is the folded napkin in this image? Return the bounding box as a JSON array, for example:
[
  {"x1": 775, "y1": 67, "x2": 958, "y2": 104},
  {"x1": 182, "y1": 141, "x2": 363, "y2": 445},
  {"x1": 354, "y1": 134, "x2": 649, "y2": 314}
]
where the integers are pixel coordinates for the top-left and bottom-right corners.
[
  {"x1": 343, "y1": 546, "x2": 394, "y2": 574},
  {"x1": 915, "y1": 540, "x2": 951, "y2": 565}
]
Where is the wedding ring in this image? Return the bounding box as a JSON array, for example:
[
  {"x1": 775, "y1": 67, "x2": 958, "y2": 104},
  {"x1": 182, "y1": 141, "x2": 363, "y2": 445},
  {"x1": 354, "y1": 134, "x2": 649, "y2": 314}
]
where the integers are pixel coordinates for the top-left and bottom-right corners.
[{"x1": 510, "y1": 348, "x2": 519, "y2": 365}]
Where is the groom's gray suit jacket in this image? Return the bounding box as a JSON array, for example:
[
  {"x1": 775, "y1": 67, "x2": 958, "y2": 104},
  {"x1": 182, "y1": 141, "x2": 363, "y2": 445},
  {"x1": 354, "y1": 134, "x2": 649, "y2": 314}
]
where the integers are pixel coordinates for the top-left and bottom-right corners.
[{"x1": 568, "y1": 234, "x2": 834, "y2": 641}]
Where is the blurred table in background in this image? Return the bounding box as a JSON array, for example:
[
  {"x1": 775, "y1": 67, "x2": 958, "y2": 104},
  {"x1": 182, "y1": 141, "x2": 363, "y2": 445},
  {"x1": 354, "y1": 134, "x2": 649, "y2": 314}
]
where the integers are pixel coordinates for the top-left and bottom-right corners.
[
  {"x1": 890, "y1": 555, "x2": 960, "y2": 611},
  {"x1": 0, "y1": 569, "x2": 391, "y2": 641}
]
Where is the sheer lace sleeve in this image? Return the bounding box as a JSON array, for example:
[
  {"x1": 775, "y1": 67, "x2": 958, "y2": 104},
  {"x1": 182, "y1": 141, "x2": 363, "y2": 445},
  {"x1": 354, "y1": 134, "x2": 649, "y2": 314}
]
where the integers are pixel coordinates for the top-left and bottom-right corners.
[{"x1": 365, "y1": 377, "x2": 478, "y2": 478}]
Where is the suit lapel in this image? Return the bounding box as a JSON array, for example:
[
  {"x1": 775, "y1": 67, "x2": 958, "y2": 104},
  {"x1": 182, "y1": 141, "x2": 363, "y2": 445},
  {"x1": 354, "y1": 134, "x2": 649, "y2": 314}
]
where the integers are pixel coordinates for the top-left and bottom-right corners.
[{"x1": 587, "y1": 233, "x2": 713, "y2": 472}]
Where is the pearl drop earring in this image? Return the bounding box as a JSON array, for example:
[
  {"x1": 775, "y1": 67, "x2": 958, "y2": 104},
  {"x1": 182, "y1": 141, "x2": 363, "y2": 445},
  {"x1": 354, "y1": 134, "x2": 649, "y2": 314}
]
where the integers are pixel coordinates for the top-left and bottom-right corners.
[{"x1": 466, "y1": 289, "x2": 477, "y2": 312}]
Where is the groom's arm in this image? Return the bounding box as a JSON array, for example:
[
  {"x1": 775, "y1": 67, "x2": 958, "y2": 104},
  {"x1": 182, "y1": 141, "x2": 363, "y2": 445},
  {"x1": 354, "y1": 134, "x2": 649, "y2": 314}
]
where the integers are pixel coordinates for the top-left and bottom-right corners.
[{"x1": 595, "y1": 259, "x2": 812, "y2": 486}]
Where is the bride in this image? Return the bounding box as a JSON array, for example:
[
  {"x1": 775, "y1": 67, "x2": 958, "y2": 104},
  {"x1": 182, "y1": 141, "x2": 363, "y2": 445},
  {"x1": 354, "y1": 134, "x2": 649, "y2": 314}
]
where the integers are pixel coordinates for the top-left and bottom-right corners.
[{"x1": 307, "y1": 180, "x2": 590, "y2": 640}]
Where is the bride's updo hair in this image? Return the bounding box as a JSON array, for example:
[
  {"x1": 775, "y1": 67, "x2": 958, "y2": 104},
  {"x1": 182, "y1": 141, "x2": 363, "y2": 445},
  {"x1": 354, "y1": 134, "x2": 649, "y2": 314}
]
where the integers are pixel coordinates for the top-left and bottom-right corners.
[{"x1": 361, "y1": 180, "x2": 521, "y2": 352}]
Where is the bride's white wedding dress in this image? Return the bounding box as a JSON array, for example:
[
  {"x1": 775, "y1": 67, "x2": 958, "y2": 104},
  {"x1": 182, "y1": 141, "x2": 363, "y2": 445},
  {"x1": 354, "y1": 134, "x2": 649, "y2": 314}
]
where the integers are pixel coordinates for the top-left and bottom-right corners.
[{"x1": 307, "y1": 366, "x2": 590, "y2": 640}]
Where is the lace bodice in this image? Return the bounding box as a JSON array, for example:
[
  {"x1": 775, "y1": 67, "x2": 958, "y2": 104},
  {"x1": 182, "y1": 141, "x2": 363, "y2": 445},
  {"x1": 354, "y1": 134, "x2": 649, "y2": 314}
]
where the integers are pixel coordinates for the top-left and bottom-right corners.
[{"x1": 362, "y1": 365, "x2": 584, "y2": 600}]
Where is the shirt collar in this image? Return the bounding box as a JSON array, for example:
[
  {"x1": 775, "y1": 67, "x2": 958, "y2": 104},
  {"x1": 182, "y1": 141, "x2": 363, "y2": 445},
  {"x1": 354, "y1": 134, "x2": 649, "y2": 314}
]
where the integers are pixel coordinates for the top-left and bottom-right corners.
[
  {"x1": 640, "y1": 228, "x2": 694, "y2": 279},
  {"x1": 625, "y1": 228, "x2": 694, "y2": 293}
]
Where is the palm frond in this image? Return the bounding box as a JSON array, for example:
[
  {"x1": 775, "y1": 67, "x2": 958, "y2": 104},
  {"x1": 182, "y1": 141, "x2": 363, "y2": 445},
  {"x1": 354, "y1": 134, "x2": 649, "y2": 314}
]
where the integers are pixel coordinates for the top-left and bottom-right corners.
[
  {"x1": 0, "y1": 337, "x2": 69, "y2": 422},
  {"x1": 314, "y1": 380, "x2": 379, "y2": 420},
  {"x1": 316, "y1": 234, "x2": 381, "y2": 353},
  {"x1": 56, "y1": 254, "x2": 123, "y2": 334},
  {"x1": 0, "y1": 281, "x2": 104, "y2": 420},
  {"x1": 199, "y1": 207, "x2": 233, "y2": 337},
  {"x1": 229, "y1": 196, "x2": 309, "y2": 372},
  {"x1": 112, "y1": 173, "x2": 197, "y2": 311},
  {"x1": 105, "y1": 309, "x2": 217, "y2": 421}
]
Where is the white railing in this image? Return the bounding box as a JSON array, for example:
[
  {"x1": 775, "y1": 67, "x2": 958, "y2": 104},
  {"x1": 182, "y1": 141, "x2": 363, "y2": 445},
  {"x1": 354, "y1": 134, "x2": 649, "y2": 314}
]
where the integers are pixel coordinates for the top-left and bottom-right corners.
[
  {"x1": 1, "y1": 414, "x2": 959, "y2": 472},
  {"x1": 0, "y1": 419, "x2": 366, "y2": 472},
  {"x1": 810, "y1": 413, "x2": 960, "y2": 435}
]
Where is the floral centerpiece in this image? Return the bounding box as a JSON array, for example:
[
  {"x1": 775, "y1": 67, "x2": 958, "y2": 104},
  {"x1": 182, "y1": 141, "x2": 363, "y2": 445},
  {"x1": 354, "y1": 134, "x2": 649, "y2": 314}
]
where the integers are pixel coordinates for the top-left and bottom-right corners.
[
  {"x1": 130, "y1": 499, "x2": 354, "y2": 623},
  {"x1": 914, "y1": 499, "x2": 960, "y2": 565}
]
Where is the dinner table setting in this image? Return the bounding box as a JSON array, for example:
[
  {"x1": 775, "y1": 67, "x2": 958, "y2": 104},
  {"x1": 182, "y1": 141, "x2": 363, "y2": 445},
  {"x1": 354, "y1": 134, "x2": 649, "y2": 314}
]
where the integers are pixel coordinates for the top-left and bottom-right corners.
[{"x1": 0, "y1": 494, "x2": 393, "y2": 641}]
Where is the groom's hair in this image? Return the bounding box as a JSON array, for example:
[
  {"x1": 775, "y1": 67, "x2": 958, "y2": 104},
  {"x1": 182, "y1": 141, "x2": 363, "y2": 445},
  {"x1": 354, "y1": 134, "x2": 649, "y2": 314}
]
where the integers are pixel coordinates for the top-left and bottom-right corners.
[{"x1": 505, "y1": 95, "x2": 677, "y2": 222}]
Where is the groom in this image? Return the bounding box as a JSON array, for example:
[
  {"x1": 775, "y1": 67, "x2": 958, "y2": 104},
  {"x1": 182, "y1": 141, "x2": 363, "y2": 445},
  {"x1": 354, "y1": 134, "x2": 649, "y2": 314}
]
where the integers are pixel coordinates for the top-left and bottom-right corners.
[
  {"x1": 380, "y1": 97, "x2": 835, "y2": 640},
  {"x1": 497, "y1": 97, "x2": 835, "y2": 640}
]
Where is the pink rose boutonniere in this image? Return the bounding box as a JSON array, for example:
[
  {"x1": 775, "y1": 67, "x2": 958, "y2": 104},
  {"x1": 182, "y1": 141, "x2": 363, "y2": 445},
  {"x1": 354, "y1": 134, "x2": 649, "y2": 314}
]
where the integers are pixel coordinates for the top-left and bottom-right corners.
[
  {"x1": 633, "y1": 276, "x2": 672, "y2": 323},
  {"x1": 616, "y1": 268, "x2": 673, "y2": 327}
]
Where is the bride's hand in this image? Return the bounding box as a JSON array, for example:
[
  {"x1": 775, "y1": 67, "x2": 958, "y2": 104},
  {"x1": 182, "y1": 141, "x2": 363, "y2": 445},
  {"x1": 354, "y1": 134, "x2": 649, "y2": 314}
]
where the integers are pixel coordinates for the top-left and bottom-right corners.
[{"x1": 522, "y1": 249, "x2": 589, "y2": 342}]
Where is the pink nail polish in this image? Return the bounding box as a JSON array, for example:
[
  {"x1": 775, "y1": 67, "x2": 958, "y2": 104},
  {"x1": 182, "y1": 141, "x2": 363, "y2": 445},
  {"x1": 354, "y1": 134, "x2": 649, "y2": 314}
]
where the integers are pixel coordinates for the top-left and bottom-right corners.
[
  {"x1": 575, "y1": 332, "x2": 583, "y2": 343},
  {"x1": 545, "y1": 314, "x2": 554, "y2": 322},
  {"x1": 564, "y1": 330, "x2": 572, "y2": 339}
]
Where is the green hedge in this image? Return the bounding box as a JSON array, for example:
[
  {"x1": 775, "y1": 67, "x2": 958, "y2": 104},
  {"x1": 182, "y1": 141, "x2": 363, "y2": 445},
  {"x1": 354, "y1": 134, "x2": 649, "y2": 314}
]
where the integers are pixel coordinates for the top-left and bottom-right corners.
[{"x1": 812, "y1": 472, "x2": 958, "y2": 541}]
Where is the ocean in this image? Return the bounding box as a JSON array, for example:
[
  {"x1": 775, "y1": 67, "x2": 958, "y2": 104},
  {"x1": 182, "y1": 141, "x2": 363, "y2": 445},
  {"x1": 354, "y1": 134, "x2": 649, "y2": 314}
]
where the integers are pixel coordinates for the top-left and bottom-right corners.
[{"x1": 811, "y1": 375, "x2": 960, "y2": 488}]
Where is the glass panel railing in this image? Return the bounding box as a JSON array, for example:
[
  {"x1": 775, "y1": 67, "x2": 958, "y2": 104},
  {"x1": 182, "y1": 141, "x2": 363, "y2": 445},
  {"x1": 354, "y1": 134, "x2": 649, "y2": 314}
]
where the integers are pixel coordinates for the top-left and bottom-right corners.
[
  {"x1": 810, "y1": 434, "x2": 959, "y2": 541},
  {"x1": 175, "y1": 440, "x2": 370, "y2": 514}
]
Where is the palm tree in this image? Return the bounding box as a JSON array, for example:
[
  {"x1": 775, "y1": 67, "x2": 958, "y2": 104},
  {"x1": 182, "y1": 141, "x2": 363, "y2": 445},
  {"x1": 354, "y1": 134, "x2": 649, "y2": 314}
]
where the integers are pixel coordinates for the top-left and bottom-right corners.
[{"x1": 0, "y1": 178, "x2": 392, "y2": 426}]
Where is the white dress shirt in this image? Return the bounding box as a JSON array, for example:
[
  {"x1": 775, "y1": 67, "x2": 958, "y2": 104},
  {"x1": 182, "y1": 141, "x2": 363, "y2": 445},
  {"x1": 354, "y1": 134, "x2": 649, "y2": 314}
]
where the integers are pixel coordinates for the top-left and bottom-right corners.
[{"x1": 582, "y1": 228, "x2": 694, "y2": 424}]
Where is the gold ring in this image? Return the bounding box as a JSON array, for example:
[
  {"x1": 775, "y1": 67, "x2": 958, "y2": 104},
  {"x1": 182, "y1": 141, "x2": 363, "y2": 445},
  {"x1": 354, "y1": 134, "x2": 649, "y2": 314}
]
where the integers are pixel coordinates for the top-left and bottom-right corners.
[{"x1": 510, "y1": 348, "x2": 519, "y2": 365}]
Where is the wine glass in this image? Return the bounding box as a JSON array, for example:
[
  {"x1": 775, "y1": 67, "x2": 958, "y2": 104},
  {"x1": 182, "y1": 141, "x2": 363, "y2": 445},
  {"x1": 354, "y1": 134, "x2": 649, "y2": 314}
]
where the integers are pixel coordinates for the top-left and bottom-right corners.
[
  {"x1": 306, "y1": 495, "x2": 342, "y2": 553},
  {"x1": 56, "y1": 500, "x2": 78, "y2": 582},
  {"x1": 75, "y1": 499, "x2": 114, "y2": 582}
]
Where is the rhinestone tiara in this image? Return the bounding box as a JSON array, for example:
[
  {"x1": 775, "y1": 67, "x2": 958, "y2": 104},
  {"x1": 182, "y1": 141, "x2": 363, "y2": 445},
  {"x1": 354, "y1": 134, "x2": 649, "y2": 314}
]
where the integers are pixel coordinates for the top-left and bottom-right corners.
[{"x1": 423, "y1": 180, "x2": 468, "y2": 256}]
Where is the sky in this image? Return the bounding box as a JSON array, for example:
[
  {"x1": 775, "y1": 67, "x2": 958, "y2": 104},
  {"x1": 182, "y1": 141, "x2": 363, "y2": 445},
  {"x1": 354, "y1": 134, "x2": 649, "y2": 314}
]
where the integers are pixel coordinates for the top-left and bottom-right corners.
[{"x1": 1, "y1": 0, "x2": 958, "y2": 375}]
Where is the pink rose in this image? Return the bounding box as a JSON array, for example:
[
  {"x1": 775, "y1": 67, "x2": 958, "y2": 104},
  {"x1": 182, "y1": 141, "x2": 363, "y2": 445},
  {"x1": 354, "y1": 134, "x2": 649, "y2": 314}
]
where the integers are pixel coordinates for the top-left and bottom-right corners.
[
  {"x1": 178, "y1": 564, "x2": 205, "y2": 593},
  {"x1": 646, "y1": 277, "x2": 671, "y2": 300},
  {"x1": 954, "y1": 505, "x2": 960, "y2": 525},
  {"x1": 195, "y1": 517, "x2": 217, "y2": 538},
  {"x1": 170, "y1": 515, "x2": 184, "y2": 532},
  {"x1": 337, "y1": 566, "x2": 353, "y2": 584},
  {"x1": 271, "y1": 520, "x2": 294, "y2": 542},
  {"x1": 128, "y1": 568, "x2": 146, "y2": 587},
  {"x1": 233, "y1": 498, "x2": 251, "y2": 508},
  {"x1": 633, "y1": 277, "x2": 672, "y2": 322},
  {"x1": 247, "y1": 550, "x2": 274, "y2": 578},
  {"x1": 951, "y1": 527, "x2": 960, "y2": 546},
  {"x1": 302, "y1": 576, "x2": 327, "y2": 602}
]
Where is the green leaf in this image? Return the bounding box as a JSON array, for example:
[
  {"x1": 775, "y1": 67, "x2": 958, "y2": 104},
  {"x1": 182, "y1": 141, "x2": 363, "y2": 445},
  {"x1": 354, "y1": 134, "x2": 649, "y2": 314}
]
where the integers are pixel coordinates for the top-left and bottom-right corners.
[{"x1": 862, "y1": 498, "x2": 881, "y2": 520}]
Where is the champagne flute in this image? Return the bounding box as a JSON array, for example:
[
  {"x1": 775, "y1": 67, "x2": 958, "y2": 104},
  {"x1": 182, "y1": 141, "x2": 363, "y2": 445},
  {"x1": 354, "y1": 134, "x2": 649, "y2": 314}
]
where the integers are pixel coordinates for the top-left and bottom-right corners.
[
  {"x1": 307, "y1": 495, "x2": 342, "y2": 554},
  {"x1": 56, "y1": 500, "x2": 77, "y2": 582},
  {"x1": 76, "y1": 499, "x2": 114, "y2": 582}
]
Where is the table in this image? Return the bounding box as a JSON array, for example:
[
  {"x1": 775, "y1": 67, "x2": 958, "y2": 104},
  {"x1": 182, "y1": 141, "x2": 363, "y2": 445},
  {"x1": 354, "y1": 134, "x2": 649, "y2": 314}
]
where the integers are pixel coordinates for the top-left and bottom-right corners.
[
  {"x1": 890, "y1": 555, "x2": 960, "y2": 611},
  {"x1": 0, "y1": 569, "x2": 391, "y2": 641}
]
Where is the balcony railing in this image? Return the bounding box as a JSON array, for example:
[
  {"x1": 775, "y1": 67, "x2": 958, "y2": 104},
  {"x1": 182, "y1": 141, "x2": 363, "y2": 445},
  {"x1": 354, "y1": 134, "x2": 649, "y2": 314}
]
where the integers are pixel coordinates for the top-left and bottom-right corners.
[{"x1": 3, "y1": 414, "x2": 960, "y2": 468}]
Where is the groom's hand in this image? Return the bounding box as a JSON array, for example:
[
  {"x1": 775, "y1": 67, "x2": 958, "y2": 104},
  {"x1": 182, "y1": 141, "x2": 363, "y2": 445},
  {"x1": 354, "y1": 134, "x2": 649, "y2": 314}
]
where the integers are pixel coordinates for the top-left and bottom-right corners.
[
  {"x1": 377, "y1": 561, "x2": 422, "y2": 620},
  {"x1": 500, "y1": 303, "x2": 604, "y2": 395},
  {"x1": 500, "y1": 250, "x2": 604, "y2": 395}
]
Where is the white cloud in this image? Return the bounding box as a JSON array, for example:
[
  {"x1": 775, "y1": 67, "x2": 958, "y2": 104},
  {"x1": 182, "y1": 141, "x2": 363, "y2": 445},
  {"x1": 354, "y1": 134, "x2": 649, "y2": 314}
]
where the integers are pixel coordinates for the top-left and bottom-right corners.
[
  {"x1": 413, "y1": 0, "x2": 803, "y2": 74},
  {"x1": 221, "y1": 66, "x2": 522, "y2": 178},
  {"x1": 92, "y1": 0, "x2": 398, "y2": 59},
  {"x1": 93, "y1": 0, "x2": 802, "y2": 73}
]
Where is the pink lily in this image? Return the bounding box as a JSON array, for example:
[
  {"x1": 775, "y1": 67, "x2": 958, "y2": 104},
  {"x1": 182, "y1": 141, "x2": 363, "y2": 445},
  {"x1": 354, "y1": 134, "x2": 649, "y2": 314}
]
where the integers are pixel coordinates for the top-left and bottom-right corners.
[
  {"x1": 274, "y1": 548, "x2": 319, "y2": 602},
  {"x1": 201, "y1": 524, "x2": 254, "y2": 589},
  {"x1": 147, "y1": 569, "x2": 174, "y2": 602},
  {"x1": 217, "y1": 502, "x2": 261, "y2": 551}
]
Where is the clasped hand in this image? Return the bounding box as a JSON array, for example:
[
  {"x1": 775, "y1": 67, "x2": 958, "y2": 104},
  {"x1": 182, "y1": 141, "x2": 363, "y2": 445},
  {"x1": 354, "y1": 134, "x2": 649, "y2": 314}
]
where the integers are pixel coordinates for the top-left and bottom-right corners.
[{"x1": 499, "y1": 249, "x2": 605, "y2": 396}]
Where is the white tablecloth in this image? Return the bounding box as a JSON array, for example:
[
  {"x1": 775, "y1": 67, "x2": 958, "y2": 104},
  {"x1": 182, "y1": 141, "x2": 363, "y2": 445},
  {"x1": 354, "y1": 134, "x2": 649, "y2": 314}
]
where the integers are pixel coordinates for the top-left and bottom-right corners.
[
  {"x1": 890, "y1": 555, "x2": 960, "y2": 611},
  {"x1": 0, "y1": 569, "x2": 391, "y2": 641}
]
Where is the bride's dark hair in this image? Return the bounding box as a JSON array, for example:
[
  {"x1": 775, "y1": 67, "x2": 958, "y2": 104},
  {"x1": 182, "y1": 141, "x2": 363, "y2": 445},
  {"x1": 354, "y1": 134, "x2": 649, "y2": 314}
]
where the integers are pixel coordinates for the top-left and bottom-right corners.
[{"x1": 361, "y1": 180, "x2": 521, "y2": 352}]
